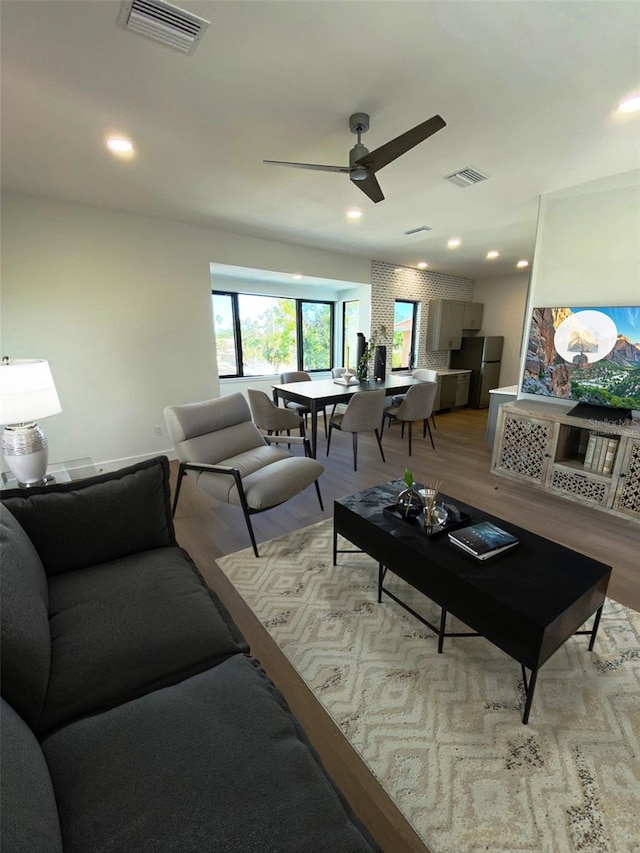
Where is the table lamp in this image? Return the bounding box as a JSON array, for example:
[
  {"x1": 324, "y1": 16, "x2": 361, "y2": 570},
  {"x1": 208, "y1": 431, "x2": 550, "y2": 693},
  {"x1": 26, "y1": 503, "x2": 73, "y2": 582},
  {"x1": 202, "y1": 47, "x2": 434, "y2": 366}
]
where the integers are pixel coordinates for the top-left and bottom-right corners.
[{"x1": 0, "y1": 358, "x2": 62, "y2": 486}]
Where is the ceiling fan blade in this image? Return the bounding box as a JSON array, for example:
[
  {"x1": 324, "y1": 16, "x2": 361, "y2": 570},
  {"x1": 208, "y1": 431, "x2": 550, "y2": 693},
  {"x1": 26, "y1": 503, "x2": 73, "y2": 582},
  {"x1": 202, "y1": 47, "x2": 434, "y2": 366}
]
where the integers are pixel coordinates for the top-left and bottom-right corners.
[
  {"x1": 356, "y1": 115, "x2": 446, "y2": 174},
  {"x1": 353, "y1": 172, "x2": 385, "y2": 203},
  {"x1": 263, "y1": 159, "x2": 351, "y2": 173}
]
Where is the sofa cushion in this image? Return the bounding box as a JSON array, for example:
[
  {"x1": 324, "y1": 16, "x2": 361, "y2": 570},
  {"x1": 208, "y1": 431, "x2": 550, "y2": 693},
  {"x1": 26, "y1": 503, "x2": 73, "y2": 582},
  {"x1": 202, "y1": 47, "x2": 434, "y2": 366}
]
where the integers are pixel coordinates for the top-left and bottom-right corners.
[
  {"x1": 42, "y1": 655, "x2": 378, "y2": 853},
  {"x1": 0, "y1": 504, "x2": 51, "y2": 730},
  {"x1": 38, "y1": 546, "x2": 244, "y2": 735},
  {"x1": 1, "y1": 456, "x2": 175, "y2": 575},
  {"x1": 0, "y1": 698, "x2": 63, "y2": 853}
]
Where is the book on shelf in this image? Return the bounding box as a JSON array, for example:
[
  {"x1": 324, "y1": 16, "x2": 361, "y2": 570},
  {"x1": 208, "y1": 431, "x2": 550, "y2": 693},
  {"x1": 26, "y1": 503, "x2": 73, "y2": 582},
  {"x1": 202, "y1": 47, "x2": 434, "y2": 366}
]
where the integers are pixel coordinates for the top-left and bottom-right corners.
[
  {"x1": 583, "y1": 433, "x2": 597, "y2": 469},
  {"x1": 602, "y1": 437, "x2": 619, "y2": 475},
  {"x1": 448, "y1": 521, "x2": 519, "y2": 561}
]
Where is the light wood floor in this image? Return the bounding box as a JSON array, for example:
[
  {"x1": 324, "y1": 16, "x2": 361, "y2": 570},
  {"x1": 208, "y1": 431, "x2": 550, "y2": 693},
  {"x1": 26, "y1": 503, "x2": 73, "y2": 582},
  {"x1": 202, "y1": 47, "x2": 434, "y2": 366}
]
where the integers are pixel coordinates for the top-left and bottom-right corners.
[{"x1": 172, "y1": 407, "x2": 639, "y2": 853}]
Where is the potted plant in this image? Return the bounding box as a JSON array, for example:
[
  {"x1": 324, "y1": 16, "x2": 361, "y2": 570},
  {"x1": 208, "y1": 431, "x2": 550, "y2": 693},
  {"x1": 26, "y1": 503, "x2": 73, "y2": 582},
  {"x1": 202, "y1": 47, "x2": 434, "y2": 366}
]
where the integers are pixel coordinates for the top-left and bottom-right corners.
[{"x1": 396, "y1": 467, "x2": 423, "y2": 518}]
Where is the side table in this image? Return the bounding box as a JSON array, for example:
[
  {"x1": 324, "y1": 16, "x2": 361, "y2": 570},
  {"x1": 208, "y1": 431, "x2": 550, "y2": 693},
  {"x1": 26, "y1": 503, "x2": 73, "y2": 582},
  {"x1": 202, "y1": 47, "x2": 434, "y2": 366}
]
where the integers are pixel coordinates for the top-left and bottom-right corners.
[{"x1": 1, "y1": 457, "x2": 97, "y2": 490}]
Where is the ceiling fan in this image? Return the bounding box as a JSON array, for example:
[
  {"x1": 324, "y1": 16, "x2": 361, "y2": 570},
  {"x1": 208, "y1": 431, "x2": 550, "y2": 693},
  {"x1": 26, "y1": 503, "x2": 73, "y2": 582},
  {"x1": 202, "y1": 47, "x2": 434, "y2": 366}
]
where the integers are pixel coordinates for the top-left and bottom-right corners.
[{"x1": 263, "y1": 112, "x2": 446, "y2": 203}]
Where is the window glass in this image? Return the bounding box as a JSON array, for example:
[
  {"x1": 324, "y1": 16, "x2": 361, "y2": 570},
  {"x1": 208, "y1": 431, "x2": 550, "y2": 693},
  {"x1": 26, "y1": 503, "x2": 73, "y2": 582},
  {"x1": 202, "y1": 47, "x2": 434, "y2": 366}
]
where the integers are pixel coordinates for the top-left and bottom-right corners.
[
  {"x1": 212, "y1": 292, "x2": 239, "y2": 377},
  {"x1": 301, "y1": 301, "x2": 332, "y2": 371},
  {"x1": 238, "y1": 294, "x2": 297, "y2": 375},
  {"x1": 393, "y1": 300, "x2": 417, "y2": 369},
  {"x1": 343, "y1": 300, "x2": 360, "y2": 371}
]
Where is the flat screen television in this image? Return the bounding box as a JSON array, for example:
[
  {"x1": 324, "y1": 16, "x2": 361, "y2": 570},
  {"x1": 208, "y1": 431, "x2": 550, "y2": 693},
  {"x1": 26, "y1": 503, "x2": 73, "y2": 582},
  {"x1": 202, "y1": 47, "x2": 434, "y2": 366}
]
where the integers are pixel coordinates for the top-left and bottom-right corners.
[{"x1": 521, "y1": 306, "x2": 640, "y2": 423}]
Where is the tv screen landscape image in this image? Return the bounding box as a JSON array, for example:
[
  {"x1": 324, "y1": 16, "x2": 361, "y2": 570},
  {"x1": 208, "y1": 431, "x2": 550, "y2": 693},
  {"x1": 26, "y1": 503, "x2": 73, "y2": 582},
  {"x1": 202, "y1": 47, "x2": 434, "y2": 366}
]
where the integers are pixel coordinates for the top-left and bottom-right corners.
[{"x1": 521, "y1": 306, "x2": 640, "y2": 416}]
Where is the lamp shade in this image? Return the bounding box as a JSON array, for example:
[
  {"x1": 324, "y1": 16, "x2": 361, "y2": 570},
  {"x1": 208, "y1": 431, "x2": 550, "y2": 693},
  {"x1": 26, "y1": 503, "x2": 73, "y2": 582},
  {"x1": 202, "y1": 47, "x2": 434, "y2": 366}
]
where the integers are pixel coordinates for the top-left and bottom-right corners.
[{"x1": 0, "y1": 359, "x2": 62, "y2": 425}]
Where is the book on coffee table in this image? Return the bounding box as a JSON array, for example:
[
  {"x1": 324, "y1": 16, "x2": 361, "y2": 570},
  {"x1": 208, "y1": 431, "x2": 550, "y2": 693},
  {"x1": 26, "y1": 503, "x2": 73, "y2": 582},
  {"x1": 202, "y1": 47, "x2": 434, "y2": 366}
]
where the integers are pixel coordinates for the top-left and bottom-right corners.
[{"x1": 448, "y1": 521, "x2": 519, "y2": 561}]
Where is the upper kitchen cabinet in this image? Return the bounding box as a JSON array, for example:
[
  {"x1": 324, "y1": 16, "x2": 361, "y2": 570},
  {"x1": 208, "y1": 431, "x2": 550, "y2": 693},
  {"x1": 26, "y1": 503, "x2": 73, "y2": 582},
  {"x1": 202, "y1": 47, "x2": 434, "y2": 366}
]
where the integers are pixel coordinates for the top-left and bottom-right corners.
[
  {"x1": 462, "y1": 301, "x2": 484, "y2": 330},
  {"x1": 425, "y1": 299, "x2": 465, "y2": 350}
]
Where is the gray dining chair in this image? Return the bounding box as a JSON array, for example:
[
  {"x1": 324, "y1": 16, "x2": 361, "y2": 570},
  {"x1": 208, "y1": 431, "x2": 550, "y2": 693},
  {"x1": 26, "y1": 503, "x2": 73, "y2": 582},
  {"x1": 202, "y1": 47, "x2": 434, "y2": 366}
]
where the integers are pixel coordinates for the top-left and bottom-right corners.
[
  {"x1": 164, "y1": 393, "x2": 324, "y2": 557},
  {"x1": 280, "y1": 370, "x2": 329, "y2": 437},
  {"x1": 382, "y1": 381, "x2": 437, "y2": 455},
  {"x1": 392, "y1": 368, "x2": 438, "y2": 430},
  {"x1": 247, "y1": 388, "x2": 305, "y2": 440},
  {"x1": 326, "y1": 388, "x2": 386, "y2": 471}
]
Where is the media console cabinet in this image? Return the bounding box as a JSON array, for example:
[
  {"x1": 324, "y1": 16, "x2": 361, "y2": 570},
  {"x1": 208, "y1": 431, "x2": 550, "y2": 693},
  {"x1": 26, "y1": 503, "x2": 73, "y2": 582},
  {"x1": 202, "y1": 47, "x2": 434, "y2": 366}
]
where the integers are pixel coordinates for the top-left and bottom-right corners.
[{"x1": 491, "y1": 400, "x2": 640, "y2": 521}]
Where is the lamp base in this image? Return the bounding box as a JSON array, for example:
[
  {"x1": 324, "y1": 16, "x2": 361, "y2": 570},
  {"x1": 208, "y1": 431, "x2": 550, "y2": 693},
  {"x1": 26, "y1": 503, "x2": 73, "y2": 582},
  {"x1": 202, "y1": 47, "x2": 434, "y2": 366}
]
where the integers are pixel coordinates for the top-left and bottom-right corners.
[{"x1": 1, "y1": 423, "x2": 50, "y2": 486}]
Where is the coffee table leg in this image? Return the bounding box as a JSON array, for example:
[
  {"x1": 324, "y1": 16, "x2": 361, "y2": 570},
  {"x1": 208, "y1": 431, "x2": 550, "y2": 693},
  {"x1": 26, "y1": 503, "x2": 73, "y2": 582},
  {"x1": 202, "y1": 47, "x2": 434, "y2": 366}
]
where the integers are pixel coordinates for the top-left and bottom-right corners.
[
  {"x1": 588, "y1": 603, "x2": 604, "y2": 651},
  {"x1": 521, "y1": 665, "x2": 539, "y2": 725},
  {"x1": 438, "y1": 609, "x2": 447, "y2": 653},
  {"x1": 333, "y1": 524, "x2": 337, "y2": 565},
  {"x1": 378, "y1": 563, "x2": 386, "y2": 603}
]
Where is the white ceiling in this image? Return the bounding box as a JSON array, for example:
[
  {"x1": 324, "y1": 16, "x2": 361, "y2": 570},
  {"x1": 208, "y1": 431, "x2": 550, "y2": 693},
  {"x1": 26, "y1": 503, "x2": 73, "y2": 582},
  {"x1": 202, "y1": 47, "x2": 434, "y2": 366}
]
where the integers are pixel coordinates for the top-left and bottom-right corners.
[{"x1": 2, "y1": 1, "x2": 639, "y2": 280}]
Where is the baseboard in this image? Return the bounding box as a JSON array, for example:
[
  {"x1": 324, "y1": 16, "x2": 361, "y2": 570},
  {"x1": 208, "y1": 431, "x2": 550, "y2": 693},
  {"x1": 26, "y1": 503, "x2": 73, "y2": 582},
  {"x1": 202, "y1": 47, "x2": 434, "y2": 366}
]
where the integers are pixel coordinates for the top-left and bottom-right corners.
[{"x1": 94, "y1": 449, "x2": 178, "y2": 475}]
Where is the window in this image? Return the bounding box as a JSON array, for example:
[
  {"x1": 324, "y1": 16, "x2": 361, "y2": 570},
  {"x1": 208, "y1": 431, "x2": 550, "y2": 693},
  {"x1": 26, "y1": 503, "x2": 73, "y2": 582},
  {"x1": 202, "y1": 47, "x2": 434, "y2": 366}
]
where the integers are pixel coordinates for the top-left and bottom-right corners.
[
  {"x1": 342, "y1": 300, "x2": 360, "y2": 371},
  {"x1": 212, "y1": 291, "x2": 334, "y2": 377},
  {"x1": 393, "y1": 300, "x2": 418, "y2": 370}
]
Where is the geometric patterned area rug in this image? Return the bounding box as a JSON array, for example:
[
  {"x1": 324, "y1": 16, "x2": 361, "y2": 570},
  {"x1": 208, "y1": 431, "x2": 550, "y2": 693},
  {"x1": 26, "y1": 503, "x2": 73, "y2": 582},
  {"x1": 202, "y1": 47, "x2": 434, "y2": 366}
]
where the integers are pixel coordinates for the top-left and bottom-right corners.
[{"x1": 217, "y1": 520, "x2": 640, "y2": 853}]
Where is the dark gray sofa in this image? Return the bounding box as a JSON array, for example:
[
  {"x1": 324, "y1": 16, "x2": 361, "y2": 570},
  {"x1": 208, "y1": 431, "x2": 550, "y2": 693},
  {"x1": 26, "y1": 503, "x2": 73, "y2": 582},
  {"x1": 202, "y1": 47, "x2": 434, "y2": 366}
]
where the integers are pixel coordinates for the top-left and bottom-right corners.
[{"x1": 0, "y1": 456, "x2": 379, "y2": 853}]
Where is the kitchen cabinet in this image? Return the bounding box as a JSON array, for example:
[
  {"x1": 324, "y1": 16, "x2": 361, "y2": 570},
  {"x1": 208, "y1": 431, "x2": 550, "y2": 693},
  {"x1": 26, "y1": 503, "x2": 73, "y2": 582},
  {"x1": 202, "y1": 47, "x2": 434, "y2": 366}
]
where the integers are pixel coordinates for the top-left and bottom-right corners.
[
  {"x1": 425, "y1": 299, "x2": 464, "y2": 351},
  {"x1": 455, "y1": 372, "x2": 471, "y2": 407},
  {"x1": 462, "y1": 301, "x2": 483, "y2": 330}
]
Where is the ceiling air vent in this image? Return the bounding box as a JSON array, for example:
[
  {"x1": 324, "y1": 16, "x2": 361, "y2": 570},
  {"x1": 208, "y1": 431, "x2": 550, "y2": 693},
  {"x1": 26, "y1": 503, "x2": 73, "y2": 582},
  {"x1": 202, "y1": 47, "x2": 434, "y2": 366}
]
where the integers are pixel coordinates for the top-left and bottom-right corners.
[
  {"x1": 117, "y1": 0, "x2": 210, "y2": 54},
  {"x1": 444, "y1": 167, "x2": 489, "y2": 188},
  {"x1": 404, "y1": 225, "x2": 432, "y2": 236}
]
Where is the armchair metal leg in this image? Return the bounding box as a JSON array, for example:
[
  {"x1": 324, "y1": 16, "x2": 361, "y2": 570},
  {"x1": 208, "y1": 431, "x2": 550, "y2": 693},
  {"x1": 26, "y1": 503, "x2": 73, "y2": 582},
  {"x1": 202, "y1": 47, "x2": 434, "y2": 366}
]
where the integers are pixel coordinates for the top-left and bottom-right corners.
[
  {"x1": 232, "y1": 469, "x2": 260, "y2": 557},
  {"x1": 314, "y1": 479, "x2": 324, "y2": 511},
  {"x1": 172, "y1": 463, "x2": 187, "y2": 517},
  {"x1": 326, "y1": 424, "x2": 333, "y2": 457},
  {"x1": 352, "y1": 432, "x2": 358, "y2": 471},
  {"x1": 374, "y1": 428, "x2": 386, "y2": 463}
]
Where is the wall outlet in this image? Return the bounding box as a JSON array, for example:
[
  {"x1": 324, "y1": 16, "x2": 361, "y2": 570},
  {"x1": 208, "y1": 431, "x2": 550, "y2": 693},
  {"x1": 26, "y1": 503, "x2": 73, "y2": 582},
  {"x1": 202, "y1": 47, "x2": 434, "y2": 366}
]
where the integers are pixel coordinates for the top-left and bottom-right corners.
[{"x1": 154, "y1": 425, "x2": 163, "y2": 437}]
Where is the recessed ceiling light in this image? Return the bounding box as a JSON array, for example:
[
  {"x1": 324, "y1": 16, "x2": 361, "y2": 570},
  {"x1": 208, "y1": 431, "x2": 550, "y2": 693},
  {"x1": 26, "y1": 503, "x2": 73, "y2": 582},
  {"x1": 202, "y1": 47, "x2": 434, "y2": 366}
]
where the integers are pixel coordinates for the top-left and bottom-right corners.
[
  {"x1": 346, "y1": 209, "x2": 362, "y2": 219},
  {"x1": 617, "y1": 95, "x2": 640, "y2": 113},
  {"x1": 291, "y1": 274, "x2": 303, "y2": 280},
  {"x1": 417, "y1": 261, "x2": 428, "y2": 269},
  {"x1": 106, "y1": 135, "x2": 134, "y2": 156},
  {"x1": 447, "y1": 238, "x2": 462, "y2": 249},
  {"x1": 486, "y1": 250, "x2": 500, "y2": 259},
  {"x1": 516, "y1": 260, "x2": 529, "y2": 269}
]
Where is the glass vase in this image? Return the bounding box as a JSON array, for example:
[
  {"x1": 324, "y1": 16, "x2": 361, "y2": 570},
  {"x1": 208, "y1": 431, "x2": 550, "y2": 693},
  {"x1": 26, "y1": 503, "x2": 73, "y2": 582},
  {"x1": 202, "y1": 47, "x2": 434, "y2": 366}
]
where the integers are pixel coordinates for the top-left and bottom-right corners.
[{"x1": 396, "y1": 486, "x2": 423, "y2": 519}]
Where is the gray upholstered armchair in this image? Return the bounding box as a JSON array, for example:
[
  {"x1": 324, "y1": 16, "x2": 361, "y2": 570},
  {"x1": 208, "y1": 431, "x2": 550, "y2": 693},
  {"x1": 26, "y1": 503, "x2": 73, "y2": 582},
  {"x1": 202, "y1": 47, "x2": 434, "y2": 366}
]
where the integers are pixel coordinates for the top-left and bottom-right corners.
[
  {"x1": 164, "y1": 393, "x2": 324, "y2": 557},
  {"x1": 382, "y1": 381, "x2": 437, "y2": 455}
]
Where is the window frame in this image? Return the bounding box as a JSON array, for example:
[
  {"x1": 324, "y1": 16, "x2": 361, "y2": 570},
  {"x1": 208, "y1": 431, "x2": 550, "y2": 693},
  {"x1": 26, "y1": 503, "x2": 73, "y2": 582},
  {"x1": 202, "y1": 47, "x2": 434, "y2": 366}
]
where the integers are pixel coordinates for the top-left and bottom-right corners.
[{"x1": 212, "y1": 290, "x2": 334, "y2": 378}]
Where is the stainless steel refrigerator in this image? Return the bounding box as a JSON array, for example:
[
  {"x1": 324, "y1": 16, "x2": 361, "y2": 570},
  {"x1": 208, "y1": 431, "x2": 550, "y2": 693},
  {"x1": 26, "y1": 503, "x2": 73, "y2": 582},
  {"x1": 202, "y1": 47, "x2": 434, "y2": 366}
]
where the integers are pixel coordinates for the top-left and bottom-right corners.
[{"x1": 449, "y1": 336, "x2": 503, "y2": 408}]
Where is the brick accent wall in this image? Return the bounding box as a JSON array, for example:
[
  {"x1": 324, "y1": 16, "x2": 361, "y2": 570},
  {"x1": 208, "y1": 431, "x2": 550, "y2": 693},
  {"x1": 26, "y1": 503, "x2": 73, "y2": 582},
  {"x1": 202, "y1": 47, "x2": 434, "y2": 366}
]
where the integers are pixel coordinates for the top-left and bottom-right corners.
[{"x1": 370, "y1": 260, "x2": 475, "y2": 372}]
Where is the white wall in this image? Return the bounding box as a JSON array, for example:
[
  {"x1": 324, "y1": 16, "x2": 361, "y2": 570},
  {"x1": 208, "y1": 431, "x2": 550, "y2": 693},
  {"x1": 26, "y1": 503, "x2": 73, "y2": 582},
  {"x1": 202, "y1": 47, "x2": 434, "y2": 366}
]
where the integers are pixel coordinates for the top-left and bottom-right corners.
[
  {"x1": 1, "y1": 192, "x2": 371, "y2": 467},
  {"x1": 473, "y1": 272, "x2": 530, "y2": 387},
  {"x1": 519, "y1": 170, "x2": 640, "y2": 405}
]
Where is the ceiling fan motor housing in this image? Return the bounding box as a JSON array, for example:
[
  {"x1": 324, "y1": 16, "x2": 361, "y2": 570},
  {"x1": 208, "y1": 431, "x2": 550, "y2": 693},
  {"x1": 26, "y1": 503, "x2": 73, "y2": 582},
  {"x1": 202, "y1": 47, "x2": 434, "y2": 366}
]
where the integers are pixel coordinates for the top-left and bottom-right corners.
[{"x1": 350, "y1": 143, "x2": 369, "y2": 180}]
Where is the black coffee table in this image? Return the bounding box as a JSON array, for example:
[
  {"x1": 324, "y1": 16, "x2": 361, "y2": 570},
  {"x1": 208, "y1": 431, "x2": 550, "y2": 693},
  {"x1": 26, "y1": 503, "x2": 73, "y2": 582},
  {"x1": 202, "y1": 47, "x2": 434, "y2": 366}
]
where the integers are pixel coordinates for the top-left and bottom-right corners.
[{"x1": 333, "y1": 480, "x2": 611, "y2": 724}]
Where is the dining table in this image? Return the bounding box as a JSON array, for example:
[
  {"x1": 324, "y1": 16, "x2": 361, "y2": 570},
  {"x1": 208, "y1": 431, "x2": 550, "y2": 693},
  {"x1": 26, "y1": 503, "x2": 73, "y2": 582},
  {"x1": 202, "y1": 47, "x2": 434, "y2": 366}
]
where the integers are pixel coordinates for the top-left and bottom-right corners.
[{"x1": 272, "y1": 374, "x2": 417, "y2": 458}]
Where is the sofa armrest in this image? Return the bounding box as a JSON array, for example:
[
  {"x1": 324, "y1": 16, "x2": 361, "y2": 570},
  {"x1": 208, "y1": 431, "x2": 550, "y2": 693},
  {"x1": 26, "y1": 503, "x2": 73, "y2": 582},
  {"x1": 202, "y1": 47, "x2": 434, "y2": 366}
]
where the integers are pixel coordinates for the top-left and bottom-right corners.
[{"x1": 0, "y1": 456, "x2": 176, "y2": 576}]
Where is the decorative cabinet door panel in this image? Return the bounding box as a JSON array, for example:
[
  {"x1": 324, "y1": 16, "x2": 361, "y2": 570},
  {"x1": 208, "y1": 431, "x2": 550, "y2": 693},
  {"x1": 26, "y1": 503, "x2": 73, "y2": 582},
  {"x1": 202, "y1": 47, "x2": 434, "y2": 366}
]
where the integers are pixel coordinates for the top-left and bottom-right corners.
[
  {"x1": 611, "y1": 437, "x2": 640, "y2": 519},
  {"x1": 494, "y1": 413, "x2": 556, "y2": 485}
]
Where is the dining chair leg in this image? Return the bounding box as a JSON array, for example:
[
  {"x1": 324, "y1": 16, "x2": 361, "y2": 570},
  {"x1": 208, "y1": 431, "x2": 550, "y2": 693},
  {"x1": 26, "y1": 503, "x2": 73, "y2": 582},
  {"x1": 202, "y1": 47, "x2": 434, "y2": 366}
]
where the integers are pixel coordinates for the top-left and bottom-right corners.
[
  {"x1": 326, "y1": 424, "x2": 333, "y2": 457},
  {"x1": 407, "y1": 421, "x2": 413, "y2": 456},
  {"x1": 432, "y1": 414, "x2": 437, "y2": 430},
  {"x1": 374, "y1": 428, "x2": 386, "y2": 463},
  {"x1": 425, "y1": 419, "x2": 435, "y2": 449},
  {"x1": 314, "y1": 479, "x2": 324, "y2": 511},
  {"x1": 352, "y1": 432, "x2": 358, "y2": 471},
  {"x1": 401, "y1": 421, "x2": 405, "y2": 439}
]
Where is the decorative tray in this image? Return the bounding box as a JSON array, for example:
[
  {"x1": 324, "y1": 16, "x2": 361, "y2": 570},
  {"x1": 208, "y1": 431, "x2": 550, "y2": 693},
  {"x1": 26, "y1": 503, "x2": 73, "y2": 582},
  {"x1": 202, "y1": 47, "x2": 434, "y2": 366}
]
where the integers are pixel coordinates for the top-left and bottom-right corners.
[{"x1": 383, "y1": 503, "x2": 472, "y2": 538}]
